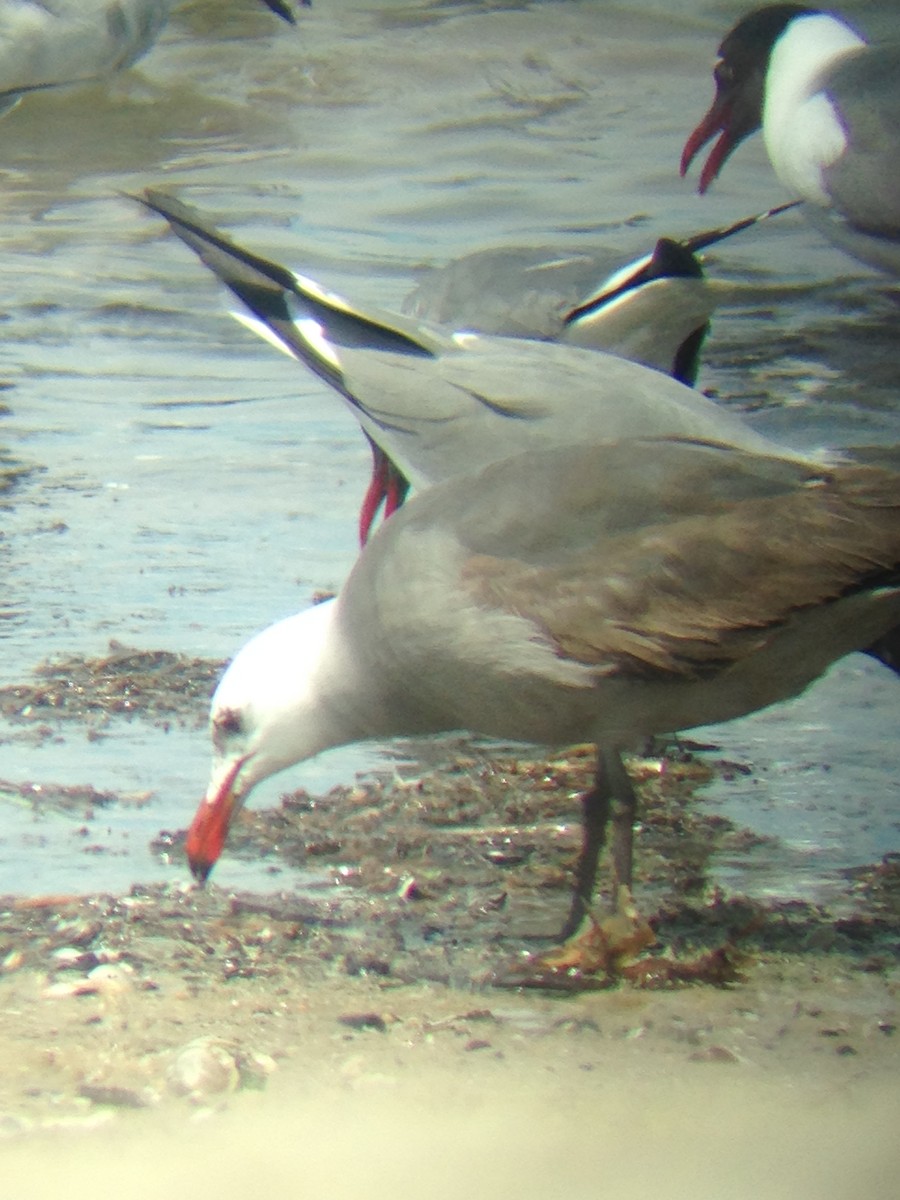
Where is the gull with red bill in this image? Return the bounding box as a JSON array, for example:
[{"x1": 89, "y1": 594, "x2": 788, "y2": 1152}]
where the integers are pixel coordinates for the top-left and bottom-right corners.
[
  {"x1": 184, "y1": 437, "x2": 900, "y2": 941},
  {"x1": 680, "y1": 4, "x2": 900, "y2": 275},
  {"x1": 136, "y1": 193, "x2": 900, "y2": 947}
]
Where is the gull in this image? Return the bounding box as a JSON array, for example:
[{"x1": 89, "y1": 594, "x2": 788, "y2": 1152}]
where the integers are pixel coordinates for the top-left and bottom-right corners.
[
  {"x1": 184, "y1": 436, "x2": 900, "y2": 941},
  {"x1": 680, "y1": 4, "x2": 900, "y2": 275},
  {"x1": 0, "y1": 0, "x2": 300, "y2": 114},
  {"x1": 137, "y1": 189, "x2": 791, "y2": 543},
  {"x1": 403, "y1": 202, "x2": 799, "y2": 386}
]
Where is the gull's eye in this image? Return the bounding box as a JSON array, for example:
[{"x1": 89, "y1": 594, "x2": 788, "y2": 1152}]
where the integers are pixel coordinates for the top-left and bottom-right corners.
[
  {"x1": 212, "y1": 707, "x2": 244, "y2": 749},
  {"x1": 714, "y1": 58, "x2": 734, "y2": 89}
]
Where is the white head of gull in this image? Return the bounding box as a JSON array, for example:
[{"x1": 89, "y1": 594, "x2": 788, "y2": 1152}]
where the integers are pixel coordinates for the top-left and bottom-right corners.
[{"x1": 187, "y1": 437, "x2": 900, "y2": 940}]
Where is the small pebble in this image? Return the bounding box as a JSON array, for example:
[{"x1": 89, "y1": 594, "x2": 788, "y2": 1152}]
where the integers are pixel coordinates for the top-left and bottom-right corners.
[
  {"x1": 166, "y1": 1037, "x2": 241, "y2": 1100},
  {"x1": 338, "y1": 1012, "x2": 389, "y2": 1033},
  {"x1": 78, "y1": 1083, "x2": 153, "y2": 1109},
  {"x1": 688, "y1": 1045, "x2": 739, "y2": 1064}
]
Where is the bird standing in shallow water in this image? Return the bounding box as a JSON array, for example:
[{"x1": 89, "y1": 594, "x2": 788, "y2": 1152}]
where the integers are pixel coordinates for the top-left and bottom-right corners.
[
  {"x1": 681, "y1": 4, "x2": 900, "y2": 275},
  {"x1": 184, "y1": 437, "x2": 900, "y2": 945},
  {"x1": 0, "y1": 0, "x2": 300, "y2": 114},
  {"x1": 401, "y1": 202, "x2": 798, "y2": 387}
]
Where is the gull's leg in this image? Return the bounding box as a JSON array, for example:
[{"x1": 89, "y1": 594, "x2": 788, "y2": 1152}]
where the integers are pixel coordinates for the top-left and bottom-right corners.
[
  {"x1": 559, "y1": 746, "x2": 636, "y2": 940},
  {"x1": 605, "y1": 747, "x2": 637, "y2": 896}
]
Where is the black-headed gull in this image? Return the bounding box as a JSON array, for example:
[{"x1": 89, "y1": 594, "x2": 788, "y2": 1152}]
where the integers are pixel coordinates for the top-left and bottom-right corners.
[{"x1": 680, "y1": 4, "x2": 900, "y2": 275}]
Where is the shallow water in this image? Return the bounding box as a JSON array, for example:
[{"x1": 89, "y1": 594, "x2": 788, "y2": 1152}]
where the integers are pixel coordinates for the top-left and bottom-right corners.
[{"x1": 0, "y1": 0, "x2": 897, "y2": 899}]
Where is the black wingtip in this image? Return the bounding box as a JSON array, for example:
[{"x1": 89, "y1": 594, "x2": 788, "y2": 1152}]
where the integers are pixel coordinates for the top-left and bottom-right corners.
[
  {"x1": 260, "y1": 0, "x2": 311, "y2": 26},
  {"x1": 647, "y1": 237, "x2": 704, "y2": 282},
  {"x1": 864, "y1": 628, "x2": 900, "y2": 677},
  {"x1": 684, "y1": 200, "x2": 802, "y2": 255},
  {"x1": 133, "y1": 187, "x2": 303, "y2": 296}
]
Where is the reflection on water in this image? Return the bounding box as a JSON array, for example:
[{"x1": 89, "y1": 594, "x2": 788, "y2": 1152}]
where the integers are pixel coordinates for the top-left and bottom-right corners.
[{"x1": 0, "y1": 0, "x2": 897, "y2": 897}]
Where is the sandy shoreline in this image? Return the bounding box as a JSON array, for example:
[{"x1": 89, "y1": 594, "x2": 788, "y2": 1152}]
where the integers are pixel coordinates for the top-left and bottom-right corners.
[
  {"x1": 1, "y1": 655, "x2": 898, "y2": 1193},
  {"x1": 0, "y1": 888, "x2": 898, "y2": 1198},
  {"x1": 0, "y1": 817, "x2": 897, "y2": 1199}
]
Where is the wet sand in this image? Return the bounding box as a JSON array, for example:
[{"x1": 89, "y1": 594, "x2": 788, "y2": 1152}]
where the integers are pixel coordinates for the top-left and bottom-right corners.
[
  {"x1": 0, "y1": 847, "x2": 898, "y2": 1198},
  {"x1": 0, "y1": 653, "x2": 898, "y2": 1195},
  {"x1": 1, "y1": 946, "x2": 898, "y2": 1199}
]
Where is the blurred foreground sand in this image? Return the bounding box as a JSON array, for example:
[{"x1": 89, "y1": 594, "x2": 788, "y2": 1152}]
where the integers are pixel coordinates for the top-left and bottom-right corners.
[{"x1": 3, "y1": 1068, "x2": 896, "y2": 1200}]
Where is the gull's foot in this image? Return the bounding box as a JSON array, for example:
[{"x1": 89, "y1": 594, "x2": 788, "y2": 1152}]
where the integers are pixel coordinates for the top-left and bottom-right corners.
[
  {"x1": 493, "y1": 888, "x2": 747, "y2": 991},
  {"x1": 493, "y1": 887, "x2": 654, "y2": 990}
]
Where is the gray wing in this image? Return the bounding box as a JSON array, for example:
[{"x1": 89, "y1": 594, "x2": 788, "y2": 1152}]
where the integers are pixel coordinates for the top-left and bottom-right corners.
[
  {"x1": 824, "y1": 45, "x2": 900, "y2": 236},
  {"x1": 403, "y1": 245, "x2": 621, "y2": 337},
  {"x1": 340, "y1": 439, "x2": 900, "y2": 746},
  {"x1": 338, "y1": 337, "x2": 786, "y2": 488},
  {"x1": 402, "y1": 211, "x2": 799, "y2": 379},
  {"x1": 140, "y1": 188, "x2": 788, "y2": 496},
  {"x1": 0, "y1": 1, "x2": 167, "y2": 100},
  {"x1": 402, "y1": 242, "x2": 715, "y2": 381},
  {"x1": 390, "y1": 439, "x2": 900, "y2": 680}
]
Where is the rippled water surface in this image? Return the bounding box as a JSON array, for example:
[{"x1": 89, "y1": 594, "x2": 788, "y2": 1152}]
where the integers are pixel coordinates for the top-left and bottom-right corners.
[{"x1": 0, "y1": 0, "x2": 897, "y2": 897}]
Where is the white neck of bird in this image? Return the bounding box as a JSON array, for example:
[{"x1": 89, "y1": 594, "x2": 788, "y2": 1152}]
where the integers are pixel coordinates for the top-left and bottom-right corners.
[{"x1": 763, "y1": 13, "x2": 865, "y2": 204}]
